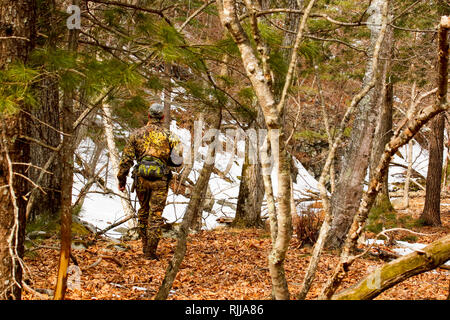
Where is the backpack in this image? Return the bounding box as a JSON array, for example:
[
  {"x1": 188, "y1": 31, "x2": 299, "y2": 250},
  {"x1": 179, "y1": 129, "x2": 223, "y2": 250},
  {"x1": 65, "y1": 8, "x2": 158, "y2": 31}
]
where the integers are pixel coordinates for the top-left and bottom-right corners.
[{"x1": 136, "y1": 156, "x2": 167, "y2": 181}]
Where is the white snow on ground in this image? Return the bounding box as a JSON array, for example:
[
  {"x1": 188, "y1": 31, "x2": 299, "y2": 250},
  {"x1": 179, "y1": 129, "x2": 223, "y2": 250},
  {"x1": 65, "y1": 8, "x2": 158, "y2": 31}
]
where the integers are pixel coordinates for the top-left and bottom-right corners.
[
  {"x1": 390, "y1": 140, "x2": 429, "y2": 185},
  {"x1": 74, "y1": 121, "x2": 320, "y2": 237},
  {"x1": 365, "y1": 239, "x2": 450, "y2": 267},
  {"x1": 74, "y1": 122, "x2": 446, "y2": 262}
]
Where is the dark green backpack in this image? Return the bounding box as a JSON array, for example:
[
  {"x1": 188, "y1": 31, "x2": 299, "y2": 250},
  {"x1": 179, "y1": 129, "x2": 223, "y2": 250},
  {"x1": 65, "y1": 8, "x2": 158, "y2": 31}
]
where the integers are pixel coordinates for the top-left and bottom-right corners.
[{"x1": 136, "y1": 156, "x2": 167, "y2": 181}]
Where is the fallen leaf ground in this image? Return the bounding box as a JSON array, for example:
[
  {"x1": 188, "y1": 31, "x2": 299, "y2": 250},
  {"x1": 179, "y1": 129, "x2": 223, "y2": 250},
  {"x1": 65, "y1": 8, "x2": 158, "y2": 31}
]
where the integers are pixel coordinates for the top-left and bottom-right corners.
[{"x1": 22, "y1": 196, "x2": 449, "y2": 300}]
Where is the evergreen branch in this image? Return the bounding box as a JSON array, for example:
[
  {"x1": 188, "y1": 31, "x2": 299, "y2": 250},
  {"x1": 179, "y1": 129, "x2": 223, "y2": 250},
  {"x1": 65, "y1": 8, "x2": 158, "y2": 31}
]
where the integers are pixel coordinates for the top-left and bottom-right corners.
[{"x1": 73, "y1": 86, "x2": 116, "y2": 130}]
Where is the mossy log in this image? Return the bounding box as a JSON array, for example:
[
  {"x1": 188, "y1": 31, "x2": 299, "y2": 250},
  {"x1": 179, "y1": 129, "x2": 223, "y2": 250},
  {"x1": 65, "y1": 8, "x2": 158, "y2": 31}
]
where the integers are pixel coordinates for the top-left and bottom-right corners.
[{"x1": 332, "y1": 234, "x2": 450, "y2": 300}]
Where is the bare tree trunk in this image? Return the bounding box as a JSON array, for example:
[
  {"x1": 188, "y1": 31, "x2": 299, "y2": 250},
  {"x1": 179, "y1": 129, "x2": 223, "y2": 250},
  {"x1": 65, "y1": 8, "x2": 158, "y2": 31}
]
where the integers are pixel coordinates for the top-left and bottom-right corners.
[
  {"x1": 403, "y1": 139, "x2": 414, "y2": 208},
  {"x1": 420, "y1": 112, "x2": 445, "y2": 226},
  {"x1": 319, "y1": 17, "x2": 449, "y2": 299},
  {"x1": 297, "y1": 0, "x2": 391, "y2": 300},
  {"x1": 218, "y1": 0, "x2": 317, "y2": 299},
  {"x1": 233, "y1": 109, "x2": 264, "y2": 228},
  {"x1": 28, "y1": 0, "x2": 61, "y2": 221},
  {"x1": 368, "y1": 13, "x2": 394, "y2": 208},
  {"x1": 29, "y1": 73, "x2": 61, "y2": 220},
  {"x1": 101, "y1": 103, "x2": 137, "y2": 228},
  {"x1": 54, "y1": 5, "x2": 79, "y2": 299},
  {"x1": 163, "y1": 62, "x2": 172, "y2": 130},
  {"x1": 420, "y1": 17, "x2": 449, "y2": 226},
  {"x1": 155, "y1": 107, "x2": 222, "y2": 300},
  {"x1": 326, "y1": 0, "x2": 391, "y2": 250},
  {"x1": 369, "y1": 81, "x2": 394, "y2": 210},
  {"x1": 261, "y1": 132, "x2": 278, "y2": 244},
  {"x1": 0, "y1": 0, "x2": 36, "y2": 300}
]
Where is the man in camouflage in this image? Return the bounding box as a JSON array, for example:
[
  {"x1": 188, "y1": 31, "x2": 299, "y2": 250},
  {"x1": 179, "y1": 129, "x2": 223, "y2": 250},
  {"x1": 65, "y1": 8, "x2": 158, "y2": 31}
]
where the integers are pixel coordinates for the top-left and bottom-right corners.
[{"x1": 118, "y1": 103, "x2": 183, "y2": 260}]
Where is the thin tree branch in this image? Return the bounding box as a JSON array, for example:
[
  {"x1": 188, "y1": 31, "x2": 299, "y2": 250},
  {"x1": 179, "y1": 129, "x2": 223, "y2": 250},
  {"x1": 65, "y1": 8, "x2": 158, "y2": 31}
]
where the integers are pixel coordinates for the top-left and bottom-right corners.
[
  {"x1": 177, "y1": 1, "x2": 215, "y2": 32},
  {"x1": 277, "y1": 0, "x2": 317, "y2": 115}
]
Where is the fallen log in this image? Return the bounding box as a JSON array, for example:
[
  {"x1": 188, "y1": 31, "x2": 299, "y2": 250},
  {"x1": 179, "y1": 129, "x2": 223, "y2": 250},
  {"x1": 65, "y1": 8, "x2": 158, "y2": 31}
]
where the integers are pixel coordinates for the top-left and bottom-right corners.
[{"x1": 332, "y1": 234, "x2": 450, "y2": 300}]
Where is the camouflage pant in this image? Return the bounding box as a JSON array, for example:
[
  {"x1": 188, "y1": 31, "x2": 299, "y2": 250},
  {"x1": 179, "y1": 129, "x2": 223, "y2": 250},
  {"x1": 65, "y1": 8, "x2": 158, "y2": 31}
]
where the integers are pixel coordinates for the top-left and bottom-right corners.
[{"x1": 136, "y1": 176, "x2": 169, "y2": 254}]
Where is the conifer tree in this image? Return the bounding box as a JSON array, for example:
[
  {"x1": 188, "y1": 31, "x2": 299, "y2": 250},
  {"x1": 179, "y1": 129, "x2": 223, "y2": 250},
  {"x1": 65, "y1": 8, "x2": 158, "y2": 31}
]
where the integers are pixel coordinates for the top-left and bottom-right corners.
[{"x1": 0, "y1": 0, "x2": 37, "y2": 300}]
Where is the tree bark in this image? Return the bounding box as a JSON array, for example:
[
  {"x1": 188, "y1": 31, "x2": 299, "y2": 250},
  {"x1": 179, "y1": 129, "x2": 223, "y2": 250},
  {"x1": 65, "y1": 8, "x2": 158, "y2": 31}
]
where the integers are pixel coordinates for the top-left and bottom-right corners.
[
  {"x1": 369, "y1": 81, "x2": 394, "y2": 209},
  {"x1": 53, "y1": 3, "x2": 79, "y2": 299},
  {"x1": 326, "y1": 0, "x2": 391, "y2": 250},
  {"x1": 218, "y1": 0, "x2": 317, "y2": 299},
  {"x1": 233, "y1": 110, "x2": 264, "y2": 228},
  {"x1": 319, "y1": 16, "x2": 449, "y2": 299},
  {"x1": 0, "y1": 0, "x2": 36, "y2": 300},
  {"x1": 420, "y1": 112, "x2": 445, "y2": 226},
  {"x1": 420, "y1": 17, "x2": 449, "y2": 226},
  {"x1": 28, "y1": 0, "x2": 61, "y2": 221}
]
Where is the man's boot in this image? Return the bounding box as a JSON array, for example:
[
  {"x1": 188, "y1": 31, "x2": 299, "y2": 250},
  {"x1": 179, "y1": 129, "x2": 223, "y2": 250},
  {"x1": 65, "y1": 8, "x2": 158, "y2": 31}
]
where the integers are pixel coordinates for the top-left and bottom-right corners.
[
  {"x1": 145, "y1": 234, "x2": 160, "y2": 260},
  {"x1": 139, "y1": 227, "x2": 151, "y2": 257}
]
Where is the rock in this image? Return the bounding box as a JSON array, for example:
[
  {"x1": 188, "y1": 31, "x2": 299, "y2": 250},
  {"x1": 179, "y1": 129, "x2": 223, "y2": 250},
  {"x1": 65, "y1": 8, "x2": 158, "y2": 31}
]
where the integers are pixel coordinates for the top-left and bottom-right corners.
[
  {"x1": 27, "y1": 231, "x2": 49, "y2": 240},
  {"x1": 106, "y1": 242, "x2": 130, "y2": 251},
  {"x1": 119, "y1": 227, "x2": 140, "y2": 241},
  {"x1": 216, "y1": 216, "x2": 234, "y2": 225},
  {"x1": 162, "y1": 223, "x2": 180, "y2": 238},
  {"x1": 71, "y1": 240, "x2": 88, "y2": 251},
  {"x1": 72, "y1": 216, "x2": 98, "y2": 234}
]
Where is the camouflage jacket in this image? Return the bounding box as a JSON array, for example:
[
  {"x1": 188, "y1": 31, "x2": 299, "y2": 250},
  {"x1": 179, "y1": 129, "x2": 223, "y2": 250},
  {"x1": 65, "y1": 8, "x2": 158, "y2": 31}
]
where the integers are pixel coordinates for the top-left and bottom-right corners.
[{"x1": 117, "y1": 119, "x2": 182, "y2": 186}]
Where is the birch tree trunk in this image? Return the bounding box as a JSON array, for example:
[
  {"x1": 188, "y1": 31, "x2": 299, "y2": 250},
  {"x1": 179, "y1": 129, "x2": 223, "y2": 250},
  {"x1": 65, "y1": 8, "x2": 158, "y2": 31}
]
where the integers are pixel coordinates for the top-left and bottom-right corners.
[
  {"x1": 217, "y1": 0, "x2": 317, "y2": 299},
  {"x1": 101, "y1": 103, "x2": 137, "y2": 228}
]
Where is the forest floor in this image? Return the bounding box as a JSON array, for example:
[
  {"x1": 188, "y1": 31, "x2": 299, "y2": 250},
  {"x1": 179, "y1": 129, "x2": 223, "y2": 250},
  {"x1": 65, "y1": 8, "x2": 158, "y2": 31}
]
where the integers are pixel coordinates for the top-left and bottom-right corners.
[{"x1": 22, "y1": 195, "x2": 449, "y2": 300}]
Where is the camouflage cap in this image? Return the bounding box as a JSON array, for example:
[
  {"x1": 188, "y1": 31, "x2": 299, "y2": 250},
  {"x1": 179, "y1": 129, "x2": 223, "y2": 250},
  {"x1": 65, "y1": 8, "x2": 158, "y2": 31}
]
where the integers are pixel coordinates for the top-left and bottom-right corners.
[{"x1": 148, "y1": 103, "x2": 164, "y2": 119}]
